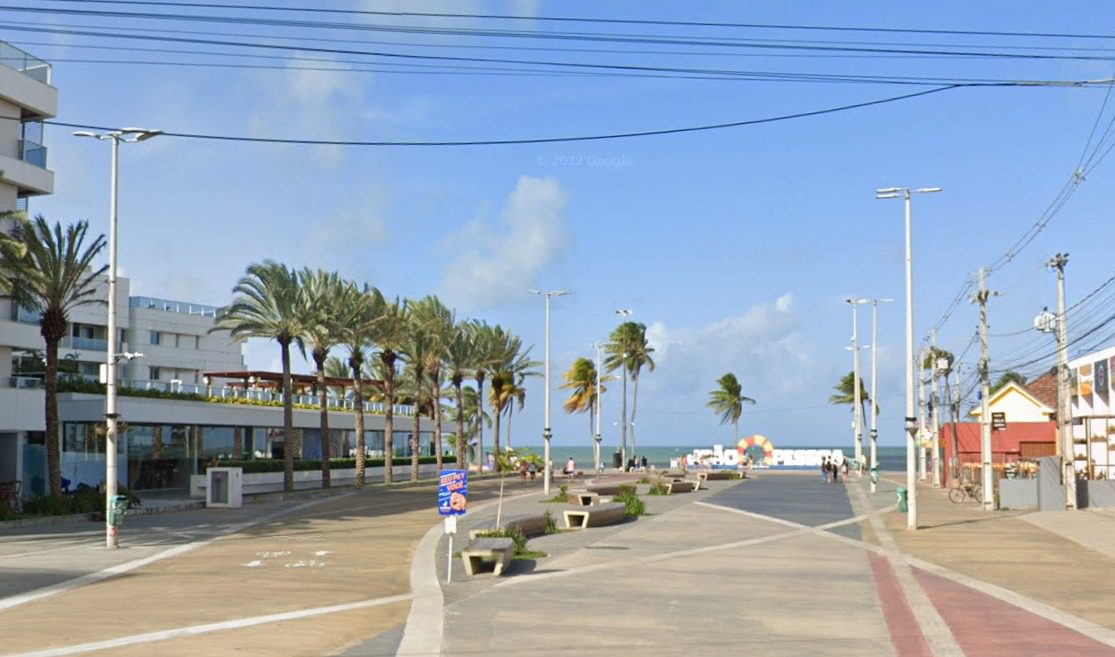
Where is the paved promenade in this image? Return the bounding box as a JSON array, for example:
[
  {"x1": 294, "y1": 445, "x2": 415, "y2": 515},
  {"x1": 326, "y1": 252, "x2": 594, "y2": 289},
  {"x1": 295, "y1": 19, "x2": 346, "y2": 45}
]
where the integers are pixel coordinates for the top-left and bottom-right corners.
[{"x1": 4, "y1": 471, "x2": 1115, "y2": 656}]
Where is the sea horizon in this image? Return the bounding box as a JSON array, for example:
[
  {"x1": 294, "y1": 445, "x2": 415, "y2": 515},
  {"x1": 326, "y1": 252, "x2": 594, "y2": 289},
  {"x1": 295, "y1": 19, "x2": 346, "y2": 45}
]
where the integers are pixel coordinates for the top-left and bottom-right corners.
[{"x1": 507, "y1": 444, "x2": 910, "y2": 471}]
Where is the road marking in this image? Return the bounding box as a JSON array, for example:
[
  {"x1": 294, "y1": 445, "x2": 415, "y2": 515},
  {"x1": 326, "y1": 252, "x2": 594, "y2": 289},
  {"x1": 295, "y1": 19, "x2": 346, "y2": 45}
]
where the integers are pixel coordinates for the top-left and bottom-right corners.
[
  {"x1": 0, "y1": 593, "x2": 413, "y2": 657},
  {"x1": 0, "y1": 494, "x2": 353, "y2": 613},
  {"x1": 847, "y1": 480, "x2": 964, "y2": 657}
]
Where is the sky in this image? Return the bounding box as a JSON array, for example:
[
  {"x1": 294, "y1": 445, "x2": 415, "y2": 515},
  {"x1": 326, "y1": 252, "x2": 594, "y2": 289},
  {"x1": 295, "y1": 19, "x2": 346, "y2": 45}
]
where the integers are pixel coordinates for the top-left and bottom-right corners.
[{"x1": 18, "y1": 0, "x2": 1115, "y2": 451}]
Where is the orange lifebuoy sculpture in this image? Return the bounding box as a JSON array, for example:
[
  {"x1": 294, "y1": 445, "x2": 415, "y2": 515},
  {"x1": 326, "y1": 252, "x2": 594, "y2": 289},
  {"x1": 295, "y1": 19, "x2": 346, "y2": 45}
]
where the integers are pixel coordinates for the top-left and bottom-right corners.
[{"x1": 737, "y1": 434, "x2": 775, "y2": 465}]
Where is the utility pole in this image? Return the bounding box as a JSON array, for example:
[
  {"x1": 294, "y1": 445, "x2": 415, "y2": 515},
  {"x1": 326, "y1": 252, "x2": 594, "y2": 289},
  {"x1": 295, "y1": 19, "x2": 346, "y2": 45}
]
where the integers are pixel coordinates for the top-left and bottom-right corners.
[
  {"x1": 868, "y1": 298, "x2": 892, "y2": 494},
  {"x1": 930, "y1": 329, "x2": 942, "y2": 488},
  {"x1": 593, "y1": 342, "x2": 604, "y2": 473},
  {"x1": 1050, "y1": 253, "x2": 1076, "y2": 509},
  {"x1": 950, "y1": 363, "x2": 962, "y2": 485},
  {"x1": 918, "y1": 345, "x2": 928, "y2": 481},
  {"x1": 847, "y1": 299, "x2": 868, "y2": 469},
  {"x1": 973, "y1": 267, "x2": 998, "y2": 511}
]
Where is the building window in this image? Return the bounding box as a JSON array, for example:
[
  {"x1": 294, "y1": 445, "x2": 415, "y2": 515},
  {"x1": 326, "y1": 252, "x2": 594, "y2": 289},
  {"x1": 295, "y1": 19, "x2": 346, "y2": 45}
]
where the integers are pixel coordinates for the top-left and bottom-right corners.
[
  {"x1": 149, "y1": 367, "x2": 161, "y2": 381},
  {"x1": 150, "y1": 331, "x2": 161, "y2": 345},
  {"x1": 174, "y1": 334, "x2": 181, "y2": 348},
  {"x1": 195, "y1": 336, "x2": 201, "y2": 350}
]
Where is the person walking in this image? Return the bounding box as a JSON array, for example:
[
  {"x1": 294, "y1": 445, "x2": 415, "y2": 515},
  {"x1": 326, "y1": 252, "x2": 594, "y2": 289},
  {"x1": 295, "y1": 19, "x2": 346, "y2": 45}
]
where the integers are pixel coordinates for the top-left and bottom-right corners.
[{"x1": 820, "y1": 457, "x2": 829, "y2": 483}]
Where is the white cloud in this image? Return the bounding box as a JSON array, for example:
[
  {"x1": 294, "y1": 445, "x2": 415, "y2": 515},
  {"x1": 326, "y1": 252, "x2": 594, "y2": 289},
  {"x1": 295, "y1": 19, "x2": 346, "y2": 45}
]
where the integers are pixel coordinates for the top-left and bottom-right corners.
[
  {"x1": 306, "y1": 186, "x2": 391, "y2": 266},
  {"x1": 249, "y1": 60, "x2": 364, "y2": 167},
  {"x1": 643, "y1": 293, "x2": 817, "y2": 401},
  {"x1": 439, "y1": 175, "x2": 570, "y2": 310}
]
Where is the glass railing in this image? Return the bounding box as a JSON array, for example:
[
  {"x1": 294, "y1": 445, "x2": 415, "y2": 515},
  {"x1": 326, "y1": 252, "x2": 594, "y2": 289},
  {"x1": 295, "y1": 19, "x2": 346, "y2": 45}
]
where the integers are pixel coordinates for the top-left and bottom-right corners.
[
  {"x1": 18, "y1": 140, "x2": 47, "y2": 168},
  {"x1": 4, "y1": 376, "x2": 43, "y2": 389},
  {"x1": 62, "y1": 336, "x2": 108, "y2": 351},
  {"x1": 0, "y1": 41, "x2": 51, "y2": 84},
  {"x1": 130, "y1": 296, "x2": 219, "y2": 317}
]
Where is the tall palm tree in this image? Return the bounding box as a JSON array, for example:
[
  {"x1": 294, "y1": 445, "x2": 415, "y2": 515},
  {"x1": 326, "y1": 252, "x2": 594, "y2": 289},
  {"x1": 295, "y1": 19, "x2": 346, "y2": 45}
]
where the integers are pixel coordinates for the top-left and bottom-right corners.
[
  {"x1": 460, "y1": 384, "x2": 491, "y2": 464},
  {"x1": 338, "y1": 284, "x2": 382, "y2": 486},
  {"x1": 829, "y1": 371, "x2": 873, "y2": 426},
  {"x1": 605, "y1": 321, "x2": 655, "y2": 460},
  {"x1": 468, "y1": 321, "x2": 497, "y2": 470},
  {"x1": 2, "y1": 217, "x2": 106, "y2": 496},
  {"x1": 502, "y1": 348, "x2": 540, "y2": 448},
  {"x1": 216, "y1": 261, "x2": 304, "y2": 491},
  {"x1": 298, "y1": 268, "x2": 347, "y2": 488},
  {"x1": 371, "y1": 295, "x2": 408, "y2": 483},
  {"x1": 411, "y1": 295, "x2": 454, "y2": 471},
  {"x1": 401, "y1": 299, "x2": 435, "y2": 482},
  {"x1": 561, "y1": 357, "x2": 604, "y2": 444},
  {"x1": 444, "y1": 321, "x2": 475, "y2": 468},
  {"x1": 706, "y1": 372, "x2": 757, "y2": 442},
  {"x1": 486, "y1": 325, "x2": 523, "y2": 470}
]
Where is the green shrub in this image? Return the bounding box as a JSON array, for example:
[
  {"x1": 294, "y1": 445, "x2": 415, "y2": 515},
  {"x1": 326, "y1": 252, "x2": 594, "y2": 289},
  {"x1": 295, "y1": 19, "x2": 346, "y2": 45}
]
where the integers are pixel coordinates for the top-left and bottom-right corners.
[
  {"x1": 544, "y1": 510, "x2": 558, "y2": 534},
  {"x1": 476, "y1": 528, "x2": 526, "y2": 554},
  {"x1": 542, "y1": 483, "x2": 569, "y2": 503},
  {"x1": 22, "y1": 495, "x2": 76, "y2": 516},
  {"x1": 647, "y1": 482, "x2": 668, "y2": 496},
  {"x1": 613, "y1": 486, "x2": 645, "y2": 517}
]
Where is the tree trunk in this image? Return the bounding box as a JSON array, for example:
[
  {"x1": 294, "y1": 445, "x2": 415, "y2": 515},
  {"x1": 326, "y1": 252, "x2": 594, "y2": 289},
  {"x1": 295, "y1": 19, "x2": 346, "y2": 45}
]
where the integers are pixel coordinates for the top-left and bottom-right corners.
[
  {"x1": 44, "y1": 335, "x2": 62, "y2": 497},
  {"x1": 506, "y1": 405, "x2": 513, "y2": 449},
  {"x1": 316, "y1": 353, "x2": 331, "y2": 488},
  {"x1": 352, "y1": 359, "x2": 366, "y2": 487},
  {"x1": 432, "y1": 366, "x2": 443, "y2": 471},
  {"x1": 631, "y1": 373, "x2": 640, "y2": 462},
  {"x1": 383, "y1": 353, "x2": 395, "y2": 484},
  {"x1": 281, "y1": 340, "x2": 294, "y2": 492},
  {"x1": 491, "y1": 397, "x2": 502, "y2": 472},
  {"x1": 411, "y1": 365, "x2": 422, "y2": 482},
  {"x1": 233, "y1": 426, "x2": 243, "y2": 459},
  {"x1": 476, "y1": 375, "x2": 485, "y2": 471},
  {"x1": 734, "y1": 417, "x2": 739, "y2": 443},
  {"x1": 455, "y1": 378, "x2": 466, "y2": 468}
]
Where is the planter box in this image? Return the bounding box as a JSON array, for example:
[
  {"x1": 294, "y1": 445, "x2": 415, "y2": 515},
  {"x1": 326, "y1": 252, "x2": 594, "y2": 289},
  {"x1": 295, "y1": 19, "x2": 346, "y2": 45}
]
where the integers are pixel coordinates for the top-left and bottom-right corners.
[{"x1": 189, "y1": 463, "x2": 440, "y2": 498}]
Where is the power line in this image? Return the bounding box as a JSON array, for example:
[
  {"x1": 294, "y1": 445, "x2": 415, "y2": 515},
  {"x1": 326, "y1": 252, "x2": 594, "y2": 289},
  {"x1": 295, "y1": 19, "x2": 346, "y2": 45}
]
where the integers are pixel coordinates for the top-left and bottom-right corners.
[
  {"x1": 36, "y1": 0, "x2": 1115, "y2": 42},
  {"x1": 27, "y1": 85, "x2": 959, "y2": 146}
]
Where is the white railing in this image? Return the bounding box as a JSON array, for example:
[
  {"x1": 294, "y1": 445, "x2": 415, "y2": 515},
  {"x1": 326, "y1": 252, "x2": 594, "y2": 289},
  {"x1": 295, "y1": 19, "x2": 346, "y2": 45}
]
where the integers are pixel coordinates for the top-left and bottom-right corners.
[{"x1": 120, "y1": 378, "x2": 413, "y2": 415}]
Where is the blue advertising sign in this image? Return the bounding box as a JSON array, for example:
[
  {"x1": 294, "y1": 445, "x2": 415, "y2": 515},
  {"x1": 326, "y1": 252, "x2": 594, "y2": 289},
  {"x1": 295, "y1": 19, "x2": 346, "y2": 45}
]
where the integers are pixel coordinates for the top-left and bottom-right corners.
[{"x1": 438, "y1": 469, "x2": 468, "y2": 516}]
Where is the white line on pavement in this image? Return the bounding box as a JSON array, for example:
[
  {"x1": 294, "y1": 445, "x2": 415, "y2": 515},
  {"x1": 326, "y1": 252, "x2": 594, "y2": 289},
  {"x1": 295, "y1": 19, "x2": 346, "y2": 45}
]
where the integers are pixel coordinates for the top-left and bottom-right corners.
[
  {"x1": 0, "y1": 493, "x2": 354, "y2": 613},
  {"x1": 0, "y1": 593, "x2": 413, "y2": 657}
]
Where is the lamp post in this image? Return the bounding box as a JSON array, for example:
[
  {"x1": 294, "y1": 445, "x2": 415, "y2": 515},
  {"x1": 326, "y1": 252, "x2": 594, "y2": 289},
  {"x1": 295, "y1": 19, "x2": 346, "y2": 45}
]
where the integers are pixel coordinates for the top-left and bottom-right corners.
[
  {"x1": 868, "y1": 298, "x2": 894, "y2": 493},
  {"x1": 531, "y1": 289, "x2": 569, "y2": 496},
  {"x1": 615, "y1": 308, "x2": 632, "y2": 467},
  {"x1": 846, "y1": 298, "x2": 870, "y2": 470},
  {"x1": 876, "y1": 185, "x2": 941, "y2": 530},
  {"x1": 74, "y1": 127, "x2": 162, "y2": 550}
]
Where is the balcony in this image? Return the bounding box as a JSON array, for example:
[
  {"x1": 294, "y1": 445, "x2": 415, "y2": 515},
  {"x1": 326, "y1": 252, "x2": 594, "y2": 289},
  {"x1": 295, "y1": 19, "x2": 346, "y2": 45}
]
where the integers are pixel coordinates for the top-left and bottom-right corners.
[
  {"x1": 18, "y1": 139, "x2": 46, "y2": 169},
  {"x1": 61, "y1": 335, "x2": 108, "y2": 351},
  {"x1": 0, "y1": 41, "x2": 51, "y2": 85},
  {"x1": 130, "y1": 296, "x2": 219, "y2": 318}
]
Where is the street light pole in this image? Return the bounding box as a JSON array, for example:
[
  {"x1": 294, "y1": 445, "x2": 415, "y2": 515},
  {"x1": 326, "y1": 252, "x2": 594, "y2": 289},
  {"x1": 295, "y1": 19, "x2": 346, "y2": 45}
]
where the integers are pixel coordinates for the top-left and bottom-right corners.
[
  {"x1": 846, "y1": 298, "x2": 869, "y2": 470},
  {"x1": 868, "y1": 298, "x2": 893, "y2": 493},
  {"x1": 593, "y1": 342, "x2": 603, "y2": 472},
  {"x1": 74, "y1": 127, "x2": 162, "y2": 550},
  {"x1": 616, "y1": 308, "x2": 631, "y2": 467},
  {"x1": 531, "y1": 289, "x2": 569, "y2": 496},
  {"x1": 877, "y1": 186, "x2": 941, "y2": 530}
]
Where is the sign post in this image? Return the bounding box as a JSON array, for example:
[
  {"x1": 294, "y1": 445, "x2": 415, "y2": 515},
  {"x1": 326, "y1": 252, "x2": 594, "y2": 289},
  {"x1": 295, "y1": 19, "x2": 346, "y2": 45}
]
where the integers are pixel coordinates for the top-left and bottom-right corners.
[
  {"x1": 438, "y1": 470, "x2": 468, "y2": 584},
  {"x1": 991, "y1": 412, "x2": 1007, "y2": 431}
]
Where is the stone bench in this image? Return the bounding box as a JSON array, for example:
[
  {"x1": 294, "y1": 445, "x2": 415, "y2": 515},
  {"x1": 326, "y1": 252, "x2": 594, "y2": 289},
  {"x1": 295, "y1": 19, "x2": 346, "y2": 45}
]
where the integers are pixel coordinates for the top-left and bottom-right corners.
[
  {"x1": 662, "y1": 479, "x2": 696, "y2": 494},
  {"x1": 562, "y1": 502, "x2": 626, "y2": 529},
  {"x1": 586, "y1": 484, "x2": 628, "y2": 497},
  {"x1": 468, "y1": 513, "x2": 551, "y2": 540},
  {"x1": 698, "y1": 470, "x2": 737, "y2": 481},
  {"x1": 460, "y1": 537, "x2": 515, "y2": 576},
  {"x1": 566, "y1": 490, "x2": 601, "y2": 507}
]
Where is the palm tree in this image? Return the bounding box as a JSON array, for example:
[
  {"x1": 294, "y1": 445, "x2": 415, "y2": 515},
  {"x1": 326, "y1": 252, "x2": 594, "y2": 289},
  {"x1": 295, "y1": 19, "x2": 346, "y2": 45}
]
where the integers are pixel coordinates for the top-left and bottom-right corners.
[
  {"x1": 829, "y1": 371, "x2": 873, "y2": 426},
  {"x1": 324, "y1": 355, "x2": 350, "y2": 380},
  {"x1": 371, "y1": 295, "x2": 408, "y2": 484},
  {"x1": 468, "y1": 321, "x2": 497, "y2": 470},
  {"x1": 706, "y1": 373, "x2": 757, "y2": 442},
  {"x1": 216, "y1": 261, "x2": 304, "y2": 491},
  {"x1": 401, "y1": 299, "x2": 436, "y2": 482},
  {"x1": 411, "y1": 295, "x2": 454, "y2": 471},
  {"x1": 561, "y1": 357, "x2": 604, "y2": 444},
  {"x1": 992, "y1": 371, "x2": 1027, "y2": 395},
  {"x1": 486, "y1": 325, "x2": 524, "y2": 470},
  {"x1": 298, "y1": 269, "x2": 347, "y2": 488},
  {"x1": 337, "y1": 284, "x2": 382, "y2": 486},
  {"x1": 605, "y1": 321, "x2": 655, "y2": 460},
  {"x1": 444, "y1": 321, "x2": 475, "y2": 468},
  {"x1": 460, "y1": 384, "x2": 491, "y2": 464},
  {"x1": 502, "y1": 375, "x2": 527, "y2": 449},
  {"x1": 1, "y1": 217, "x2": 106, "y2": 496}
]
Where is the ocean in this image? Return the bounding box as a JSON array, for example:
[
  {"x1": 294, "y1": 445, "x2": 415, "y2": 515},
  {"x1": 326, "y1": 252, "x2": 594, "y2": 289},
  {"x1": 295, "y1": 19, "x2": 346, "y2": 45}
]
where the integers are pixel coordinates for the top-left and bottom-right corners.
[{"x1": 514, "y1": 445, "x2": 909, "y2": 472}]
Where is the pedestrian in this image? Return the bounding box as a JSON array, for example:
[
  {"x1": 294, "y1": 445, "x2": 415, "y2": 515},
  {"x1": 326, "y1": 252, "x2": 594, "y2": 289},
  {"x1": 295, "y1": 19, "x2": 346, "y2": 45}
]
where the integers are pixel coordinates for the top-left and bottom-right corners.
[
  {"x1": 518, "y1": 459, "x2": 529, "y2": 482},
  {"x1": 841, "y1": 459, "x2": 850, "y2": 482},
  {"x1": 831, "y1": 459, "x2": 840, "y2": 484},
  {"x1": 820, "y1": 457, "x2": 829, "y2": 482},
  {"x1": 640, "y1": 455, "x2": 648, "y2": 471},
  {"x1": 564, "y1": 456, "x2": 576, "y2": 477}
]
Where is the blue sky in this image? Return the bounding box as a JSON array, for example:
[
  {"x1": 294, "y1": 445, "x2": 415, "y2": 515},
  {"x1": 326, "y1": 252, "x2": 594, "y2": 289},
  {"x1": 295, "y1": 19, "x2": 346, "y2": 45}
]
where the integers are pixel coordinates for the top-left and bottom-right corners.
[{"x1": 20, "y1": 1, "x2": 1115, "y2": 450}]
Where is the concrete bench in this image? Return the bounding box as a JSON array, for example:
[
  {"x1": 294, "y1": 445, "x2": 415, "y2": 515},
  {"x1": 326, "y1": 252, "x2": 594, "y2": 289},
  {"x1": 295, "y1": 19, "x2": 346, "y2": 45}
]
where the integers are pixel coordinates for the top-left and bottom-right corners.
[
  {"x1": 586, "y1": 484, "x2": 629, "y2": 497},
  {"x1": 460, "y1": 537, "x2": 515, "y2": 576},
  {"x1": 566, "y1": 490, "x2": 601, "y2": 507},
  {"x1": 662, "y1": 480, "x2": 696, "y2": 494},
  {"x1": 698, "y1": 470, "x2": 737, "y2": 481},
  {"x1": 468, "y1": 513, "x2": 551, "y2": 540},
  {"x1": 562, "y1": 502, "x2": 626, "y2": 529}
]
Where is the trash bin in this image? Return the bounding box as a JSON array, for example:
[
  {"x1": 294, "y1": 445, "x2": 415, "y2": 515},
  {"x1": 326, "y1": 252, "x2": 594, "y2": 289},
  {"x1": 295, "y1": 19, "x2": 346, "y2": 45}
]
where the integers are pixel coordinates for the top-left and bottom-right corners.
[
  {"x1": 870, "y1": 466, "x2": 880, "y2": 485},
  {"x1": 612, "y1": 451, "x2": 623, "y2": 469},
  {"x1": 108, "y1": 495, "x2": 129, "y2": 527},
  {"x1": 896, "y1": 486, "x2": 908, "y2": 513}
]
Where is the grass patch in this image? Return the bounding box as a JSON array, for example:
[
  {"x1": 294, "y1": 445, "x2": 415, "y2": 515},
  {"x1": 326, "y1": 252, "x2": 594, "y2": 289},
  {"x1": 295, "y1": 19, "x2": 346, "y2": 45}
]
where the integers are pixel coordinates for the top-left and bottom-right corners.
[
  {"x1": 541, "y1": 484, "x2": 569, "y2": 503},
  {"x1": 513, "y1": 550, "x2": 548, "y2": 560},
  {"x1": 613, "y1": 485, "x2": 645, "y2": 517},
  {"x1": 646, "y1": 482, "x2": 668, "y2": 496}
]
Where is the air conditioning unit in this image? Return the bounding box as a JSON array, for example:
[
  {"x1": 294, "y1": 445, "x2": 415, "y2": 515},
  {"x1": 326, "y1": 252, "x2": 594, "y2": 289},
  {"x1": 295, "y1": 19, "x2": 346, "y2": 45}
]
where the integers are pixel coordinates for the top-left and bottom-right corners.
[{"x1": 206, "y1": 467, "x2": 242, "y2": 508}]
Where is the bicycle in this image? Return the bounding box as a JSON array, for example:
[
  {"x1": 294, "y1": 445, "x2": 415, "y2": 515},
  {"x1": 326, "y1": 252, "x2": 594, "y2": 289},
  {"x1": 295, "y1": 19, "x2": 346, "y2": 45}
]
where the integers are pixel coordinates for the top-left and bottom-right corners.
[{"x1": 948, "y1": 481, "x2": 982, "y2": 504}]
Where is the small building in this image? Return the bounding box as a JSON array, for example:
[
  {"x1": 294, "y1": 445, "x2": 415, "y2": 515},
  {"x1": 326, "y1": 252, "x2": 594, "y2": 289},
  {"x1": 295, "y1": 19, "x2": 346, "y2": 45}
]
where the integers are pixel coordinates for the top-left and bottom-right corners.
[{"x1": 1069, "y1": 344, "x2": 1115, "y2": 479}]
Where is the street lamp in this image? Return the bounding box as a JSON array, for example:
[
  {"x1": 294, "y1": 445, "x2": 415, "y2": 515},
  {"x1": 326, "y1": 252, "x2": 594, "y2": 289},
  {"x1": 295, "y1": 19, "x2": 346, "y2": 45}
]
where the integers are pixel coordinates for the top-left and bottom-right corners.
[
  {"x1": 592, "y1": 341, "x2": 605, "y2": 472},
  {"x1": 868, "y1": 298, "x2": 893, "y2": 493},
  {"x1": 530, "y1": 289, "x2": 570, "y2": 496},
  {"x1": 74, "y1": 127, "x2": 162, "y2": 549},
  {"x1": 615, "y1": 308, "x2": 632, "y2": 467},
  {"x1": 876, "y1": 186, "x2": 941, "y2": 530},
  {"x1": 846, "y1": 298, "x2": 870, "y2": 470}
]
